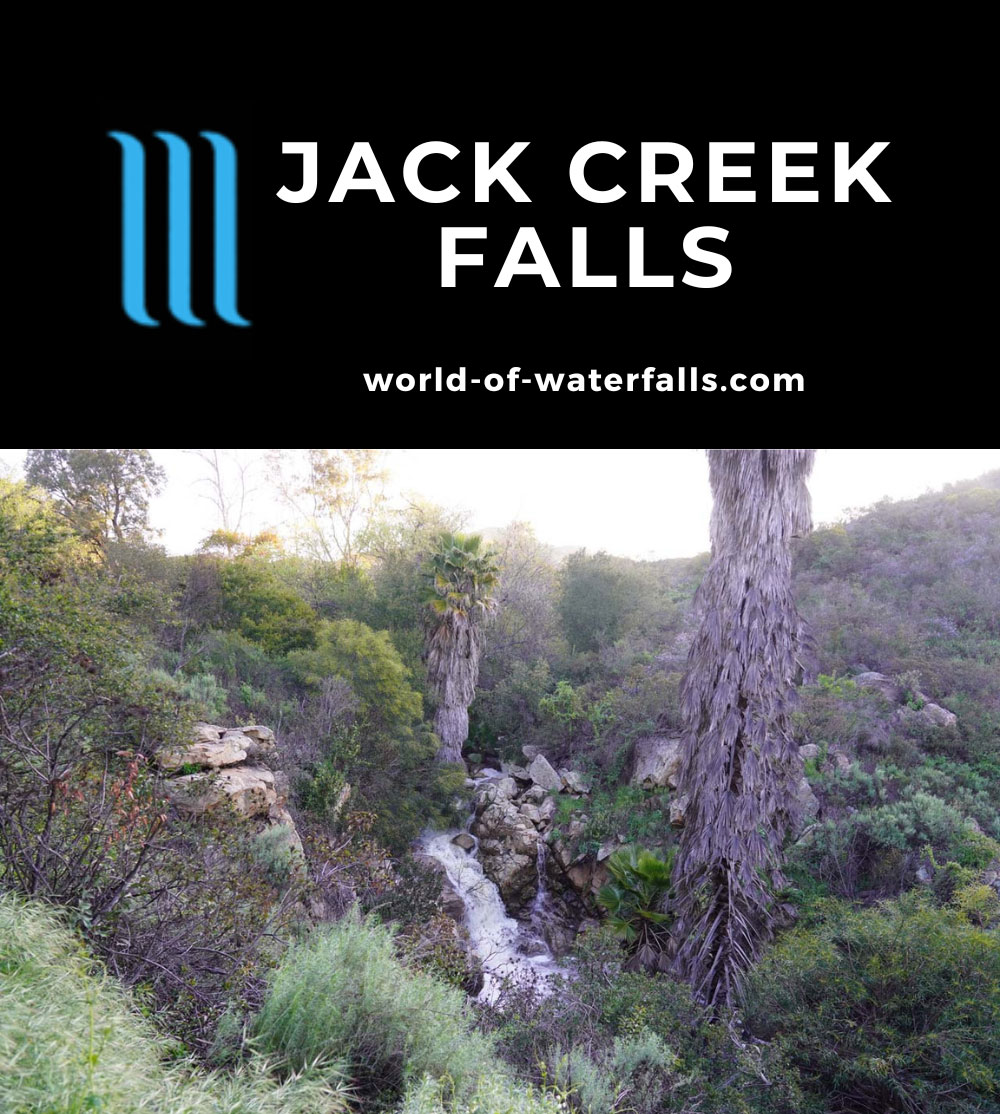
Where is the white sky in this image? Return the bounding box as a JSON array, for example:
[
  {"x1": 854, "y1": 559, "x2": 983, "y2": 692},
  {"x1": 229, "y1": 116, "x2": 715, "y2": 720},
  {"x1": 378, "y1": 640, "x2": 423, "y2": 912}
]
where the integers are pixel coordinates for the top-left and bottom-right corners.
[{"x1": 1, "y1": 448, "x2": 997, "y2": 560}]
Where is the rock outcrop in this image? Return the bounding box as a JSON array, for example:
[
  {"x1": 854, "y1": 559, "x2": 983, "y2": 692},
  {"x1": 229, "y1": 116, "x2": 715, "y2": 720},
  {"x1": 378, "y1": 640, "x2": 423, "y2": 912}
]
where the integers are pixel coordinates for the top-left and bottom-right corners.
[
  {"x1": 465, "y1": 753, "x2": 591, "y2": 919},
  {"x1": 630, "y1": 735, "x2": 683, "y2": 789},
  {"x1": 158, "y1": 722, "x2": 302, "y2": 856},
  {"x1": 854, "y1": 672, "x2": 958, "y2": 730}
]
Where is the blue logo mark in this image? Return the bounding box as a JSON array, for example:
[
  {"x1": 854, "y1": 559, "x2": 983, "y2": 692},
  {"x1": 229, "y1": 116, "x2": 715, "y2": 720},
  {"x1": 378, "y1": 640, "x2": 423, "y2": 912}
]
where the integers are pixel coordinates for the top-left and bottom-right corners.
[{"x1": 107, "y1": 131, "x2": 250, "y2": 327}]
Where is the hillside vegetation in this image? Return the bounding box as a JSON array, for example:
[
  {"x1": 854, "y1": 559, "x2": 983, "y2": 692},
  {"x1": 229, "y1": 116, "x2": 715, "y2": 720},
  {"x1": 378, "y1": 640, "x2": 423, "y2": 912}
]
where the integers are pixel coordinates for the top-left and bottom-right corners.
[{"x1": 1, "y1": 455, "x2": 997, "y2": 1114}]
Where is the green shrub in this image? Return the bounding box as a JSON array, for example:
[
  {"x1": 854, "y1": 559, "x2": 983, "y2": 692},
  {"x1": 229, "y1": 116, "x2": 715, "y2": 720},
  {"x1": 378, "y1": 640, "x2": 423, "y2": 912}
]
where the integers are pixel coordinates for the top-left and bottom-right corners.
[
  {"x1": 252, "y1": 910, "x2": 497, "y2": 1103},
  {"x1": 400, "y1": 1072, "x2": 569, "y2": 1114},
  {"x1": 949, "y1": 823, "x2": 1000, "y2": 869},
  {"x1": 953, "y1": 883, "x2": 1000, "y2": 927},
  {"x1": 487, "y1": 924, "x2": 810, "y2": 1114},
  {"x1": 790, "y1": 791, "x2": 976, "y2": 898},
  {"x1": 546, "y1": 1031, "x2": 680, "y2": 1114},
  {"x1": 559, "y1": 1047, "x2": 618, "y2": 1113},
  {"x1": 181, "y1": 671, "x2": 230, "y2": 721},
  {"x1": 251, "y1": 825, "x2": 303, "y2": 887},
  {"x1": 744, "y1": 892, "x2": 1000, "y2": 1113},
  {"x1": 0, "y1": 893, "x2": 349, "y2": 1114}
]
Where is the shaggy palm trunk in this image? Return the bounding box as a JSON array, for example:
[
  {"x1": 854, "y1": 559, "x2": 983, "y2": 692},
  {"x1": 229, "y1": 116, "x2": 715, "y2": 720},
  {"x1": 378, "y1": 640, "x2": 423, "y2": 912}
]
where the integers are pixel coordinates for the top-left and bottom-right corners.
[
  {"x1": 671, "y1": 448, "x2": 815, "y2": 1007},
  {"x1": 429, "y1": 617, "x2": 482, "y2": 763}
]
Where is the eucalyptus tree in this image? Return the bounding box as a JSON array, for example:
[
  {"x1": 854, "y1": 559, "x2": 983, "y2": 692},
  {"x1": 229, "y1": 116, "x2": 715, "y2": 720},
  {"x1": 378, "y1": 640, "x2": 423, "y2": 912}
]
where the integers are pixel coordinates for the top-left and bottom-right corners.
[
  {"x1": 423, "y1": 532, "x2": 500, "y2": 763},
  {"x1": 671, "y1": 448, "x2": 815, "y2": 1006}
]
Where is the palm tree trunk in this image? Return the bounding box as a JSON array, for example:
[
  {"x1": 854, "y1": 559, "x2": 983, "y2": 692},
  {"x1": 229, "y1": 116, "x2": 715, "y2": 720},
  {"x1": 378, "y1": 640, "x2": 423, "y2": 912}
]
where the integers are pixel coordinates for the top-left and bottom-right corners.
[
  {"x1": 671, "y1": 448, "x2": 815, "y2": 1007},
  {"x1": 429, "y1": 619, "x2": 481, "y2": 764},
  {"x1": 433, "y1": 704, "x2": 469, "y2": 763}
]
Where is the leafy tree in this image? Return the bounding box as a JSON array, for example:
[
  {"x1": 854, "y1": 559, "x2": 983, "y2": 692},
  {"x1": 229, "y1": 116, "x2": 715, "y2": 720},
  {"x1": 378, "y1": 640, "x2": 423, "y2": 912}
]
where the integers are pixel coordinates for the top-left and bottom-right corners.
[
  {"x1": 289, "y1": 618, "x2": 422, "y2": 737},
  {"x1": 24, "y1": 448, "x2": 165, "y2": 547},
  {"x1": 423, "y1": 533, "x2": 500, "y2": 763},
  {"x1": 269, "y1": 448, "x2": 386, "y2": 565},
  {"x1": 671, "y1": 448, "x2": 815, "y2": 1006},
  {"x1": 597, "y1": 845, "x2": 675, "y2": 972},
  {"x1": 0, "y1": 479, "x2": 174, "y2": 912},
  {"x1": 218, "y1": 550, "x2": 318, "y2": 655},
  {"x1": 287, "y1": 619, "x2": 460, "y2": 847},
  {"x1": 480, "y1": 522, "x2": 559, "y2": 686},
  {"x1": 354, "y1": 498, "x2": 462, "y2": 638},
  {"x1": 557, "y1": 550, "x2": 642, "y2": 652}
]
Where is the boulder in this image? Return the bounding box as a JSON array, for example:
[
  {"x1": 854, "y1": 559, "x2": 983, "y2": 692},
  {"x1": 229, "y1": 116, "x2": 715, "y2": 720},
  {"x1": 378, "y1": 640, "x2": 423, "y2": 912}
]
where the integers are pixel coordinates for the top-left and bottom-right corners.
[
  {"x1": 272, "y1": 770, "x2": 290, "y2": 806},
  {"x1": 475, "y1": 795, "x2": 521, "y2": 834},
  {"x1": 413, "y1": 853, "x2": 467, "y2": 922},
  {"x1": 854, "y1": 672, "x2": 904, "y2": 703},
  {"x1": 476, "y1": 778, "x2": 519, "y2": 809},
  {"x1": 549, "y1": 837, "x2": 574, "y2": 871},
  {"x1": 440, "y1": 885, "x2": 467, "y2": 921},
  {"x1": 792, "y1": 776, "x2": 821, "y2": 836},
  {"x1": 631, "y1": 735, "x2": 684, "y2": 789},
  {"x1": 538, "y1": 796, "x2": 557, "y2": 824},
  {"x1": 452, "y1": 832, "x2": 476, "y2": 851},
  {"x1": 472, "y1": 796, "x2": 541, "y2": 911},
  {"x1": 165, "y1": 766, "x2": 277, "y2": 818},
  {"x1": 241, "y1": 724, "x2": 275, "y2": 744},
  {"x1": 521, "y1": 785, "x2": 547, "y2": 805},
  {"x1": 518, "y1": 803, "x2": 543, "y2": 826},
  {"x1": 477, "y1": 843, "x2": 537, "y2": 913},
  {"x1": 560, "y1": 770, "x2": 590, "y2": 794},
  {"x1": 510, "y1": 820, "x2": 541, "y2": 856},
  {"x1": 522, "y1": 745, "x2": 542, "y2": 761},
  {"x1": 216, "y1": 767, "x2": 278, "y2": 816},
  {"x1": 234, "y1": 725, "x2": 277, "y2": 763},
  {"x1": 158, "y1": 737, "x2": 248, "y2": 772},
  {"x1": 528, "y1": 754, "x2": 563, "y2": 792},
  {"x1": 798, "y1": 743, "x2": 820, "y2": 760},
  {"x1": 830, "y1": 750, "x2": 852, "y2": 773},
  {"x1": 920, "y1": 702, "x2": 958, "y2": 729},
  {"x1": 192, "y1": 722, "x2": 225, "y2": 742},
  {"x1": 566, "y1": 858, "x2": 609, "y2": 899},
  {"x1": 265, "y1": 807, "x2": 305, "y2": 860}
]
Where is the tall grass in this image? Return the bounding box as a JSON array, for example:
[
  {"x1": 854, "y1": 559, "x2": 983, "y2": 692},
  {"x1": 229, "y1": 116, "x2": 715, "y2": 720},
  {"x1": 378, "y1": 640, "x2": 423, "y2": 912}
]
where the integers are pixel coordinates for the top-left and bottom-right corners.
[
  {"x1": 399, "y1": 1073, "x2": 570, "y2": 1114},
  {"x1": 252, "y1": 908, "x2": 497, "y2": 1102},
  {"x1": 0, "y1": 892, "x2": 349, "y2": 1114}
]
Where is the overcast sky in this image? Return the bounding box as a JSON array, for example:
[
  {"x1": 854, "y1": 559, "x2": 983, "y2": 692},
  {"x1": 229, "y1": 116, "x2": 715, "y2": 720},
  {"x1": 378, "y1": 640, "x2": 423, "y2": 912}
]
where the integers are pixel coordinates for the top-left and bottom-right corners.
[{"x1": 1, "y1": 448, "x2": 997, "y2": 560}]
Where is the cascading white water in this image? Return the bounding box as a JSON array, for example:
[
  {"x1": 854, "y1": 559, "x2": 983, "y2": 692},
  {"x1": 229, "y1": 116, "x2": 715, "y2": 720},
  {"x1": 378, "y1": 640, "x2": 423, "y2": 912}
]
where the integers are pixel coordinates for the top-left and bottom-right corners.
[{"x1": 418, "y1": 827, "x2": 566, "y2": 1005}]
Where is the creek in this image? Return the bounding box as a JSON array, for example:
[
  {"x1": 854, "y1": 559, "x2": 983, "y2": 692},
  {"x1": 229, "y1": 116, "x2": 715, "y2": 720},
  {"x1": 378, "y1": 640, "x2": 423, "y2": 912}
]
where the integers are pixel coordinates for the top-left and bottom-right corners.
[{"x1": 417, "y1": 772, "x2": 568, "y2": 1005}]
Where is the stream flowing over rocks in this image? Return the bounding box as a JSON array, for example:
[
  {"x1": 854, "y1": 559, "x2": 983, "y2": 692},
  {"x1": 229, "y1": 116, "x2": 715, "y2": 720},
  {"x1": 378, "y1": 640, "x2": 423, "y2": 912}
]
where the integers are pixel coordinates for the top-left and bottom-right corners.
[{"x1": 416, "y1": 760, "x2": 595, "y2": 1003}]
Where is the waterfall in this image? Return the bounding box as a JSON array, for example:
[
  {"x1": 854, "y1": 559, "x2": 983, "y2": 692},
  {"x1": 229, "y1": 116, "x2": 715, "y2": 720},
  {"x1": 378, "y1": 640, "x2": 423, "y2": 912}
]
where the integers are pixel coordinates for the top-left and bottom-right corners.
[{"x1": 418, "y1": 828, "x2": 566, "y2": 1005}]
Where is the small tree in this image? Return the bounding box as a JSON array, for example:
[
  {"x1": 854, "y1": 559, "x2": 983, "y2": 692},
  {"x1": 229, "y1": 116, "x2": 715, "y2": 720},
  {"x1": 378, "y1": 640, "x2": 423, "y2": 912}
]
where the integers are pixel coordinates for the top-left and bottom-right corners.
[{"x1": 423, "y1": 533, "x2": 500, "y2": 763}]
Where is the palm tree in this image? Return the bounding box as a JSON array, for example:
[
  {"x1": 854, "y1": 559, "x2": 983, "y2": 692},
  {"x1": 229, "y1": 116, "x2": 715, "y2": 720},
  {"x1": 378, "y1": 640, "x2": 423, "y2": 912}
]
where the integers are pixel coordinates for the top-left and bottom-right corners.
[
  {"x1": 423, "y1": 532, "x2": 500, "y2": 763},
  {"x1": 671, "y1": 449, "x2": 815, "y2": 1007},
  {"x1": 597, "y1": 844, "x2": 675, "y2": 972}
]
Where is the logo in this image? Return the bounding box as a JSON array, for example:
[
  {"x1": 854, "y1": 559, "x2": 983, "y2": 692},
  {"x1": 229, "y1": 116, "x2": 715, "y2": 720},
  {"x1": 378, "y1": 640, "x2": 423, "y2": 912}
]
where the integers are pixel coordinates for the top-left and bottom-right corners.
[{"x1": 107, "y1": 131, "x2": 250, "y2": 327}]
